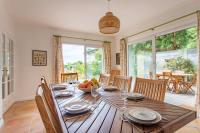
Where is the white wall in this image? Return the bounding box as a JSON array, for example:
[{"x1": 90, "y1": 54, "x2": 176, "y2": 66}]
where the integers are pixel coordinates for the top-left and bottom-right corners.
[
  {"x1": 15, "y1": 24, "x2": 53, "y2": 101},
  {"x1": 0, "y1": 0, "x2": 16, "y2": 125},
  {"x1": 15, "y1": 24, "x2": 115, "y2": 101}
]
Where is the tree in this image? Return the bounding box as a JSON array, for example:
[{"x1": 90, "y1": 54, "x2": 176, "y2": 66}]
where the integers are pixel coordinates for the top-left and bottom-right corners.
[
  {"x1": 164, "y1": 56, "x2": 195, "y2": 74},
  {"x1": 156, "y1": 27, "x2": 197, "y2": 51}
]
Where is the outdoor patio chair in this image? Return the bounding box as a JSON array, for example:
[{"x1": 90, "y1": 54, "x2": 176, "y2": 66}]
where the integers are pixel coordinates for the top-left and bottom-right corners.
[{"x1": 181, "y1": 74, "x2": 196, "y2": 94}]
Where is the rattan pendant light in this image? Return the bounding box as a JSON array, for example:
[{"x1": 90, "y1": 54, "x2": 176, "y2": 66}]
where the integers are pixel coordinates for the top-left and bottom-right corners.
[{"x1": 99, "y1": 0, "x2": 120, "y2": 34}]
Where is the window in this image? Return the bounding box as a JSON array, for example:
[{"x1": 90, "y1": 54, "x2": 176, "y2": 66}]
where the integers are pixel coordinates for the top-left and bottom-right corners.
[
  {"x1": 62, "y1": 43, "x2": 103, "y2": 80},
  {"x1": 128, "y1": 40, "x2": 153, "y2": 80},
  {"x1": 156, "y1": 27, "x2": 197, "y2": 79}
]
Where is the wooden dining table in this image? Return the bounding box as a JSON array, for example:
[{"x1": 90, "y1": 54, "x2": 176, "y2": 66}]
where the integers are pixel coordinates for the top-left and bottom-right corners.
[{"x1": 51, "y1": 85, "x2": 196, "y2": 133}]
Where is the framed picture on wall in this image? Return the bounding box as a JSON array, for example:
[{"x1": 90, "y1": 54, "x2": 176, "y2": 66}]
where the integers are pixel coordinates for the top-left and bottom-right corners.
[
  {"x1": 116, "y1": 53, "x2": 120, "y2": 65},
  {"x1": 32, "y1": 50, "x2": 47, "y2": 66}
]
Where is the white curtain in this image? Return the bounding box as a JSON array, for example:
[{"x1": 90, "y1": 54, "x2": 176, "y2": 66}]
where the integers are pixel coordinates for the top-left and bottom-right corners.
[
  {"x1": 52, "y1": 36, "x2": 64, "y2": 83},
  {"x1": 103, "y1": 41, "x2": 111, "y2": 74},
  {"x1": 120, "y1": 38, "x2": 128, "y2": 76},
  {"x1": 196, "y1": 10, "x2": 200, "y2": 117}
]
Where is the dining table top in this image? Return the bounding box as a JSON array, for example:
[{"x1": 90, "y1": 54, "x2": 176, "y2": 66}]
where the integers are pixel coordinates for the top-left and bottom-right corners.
[{"x1": 50, "y1": 84, "x2": 196, "y2": 133}]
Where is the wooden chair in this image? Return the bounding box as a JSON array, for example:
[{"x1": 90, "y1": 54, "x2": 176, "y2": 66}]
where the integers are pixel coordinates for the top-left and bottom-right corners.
[
  {"x1": 113, "y1": 75, "x2": 132, "y2": 92},
  {"x1": 133, "y1": 78, "x2": 167, "y2": 102},
  {"x1": 181, "y1": 74, "x2": 196, "y2": 94},
  {"x1": 41, "y1": 76, "x2": 48, "y2": 86},
  {"x1": 162, "y1": 71, "x2": 177, "y2": 92},
  {"x1": 170, "y1": 75, "x2": 184, "y2": 93},
  {"x1": 162, "y1": 72, "x2": 172, "y2": 79},
  {"x1": 40, "y1": 77, "x2": 56, "y2": 116},
  {"x1": 99, "y1": 74, "x2": 110, "y2": 86},
  {"x1": 109, "y1": 69, "x2": 120, "y2": 85},
  {"x1": 41, "y1": 76, "x2": 50, "y2": 93},
  {"x1": 61, "y1": 73, "x2": 78, "y2": 83},
  {"x1": 35, "y1": 85, "x2": 63, "y2": 133}
]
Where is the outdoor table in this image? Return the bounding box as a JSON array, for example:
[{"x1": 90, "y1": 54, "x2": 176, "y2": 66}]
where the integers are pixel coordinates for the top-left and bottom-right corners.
[{"x1": 156, "y1": 73, "x2": 193, "y2": 81}]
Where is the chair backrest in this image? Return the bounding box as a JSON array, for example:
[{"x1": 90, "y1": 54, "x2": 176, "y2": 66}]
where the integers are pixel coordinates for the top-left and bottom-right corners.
[
  {"x1": 41, "y1": 76, "x2": 51, "y2": 94},
  {"x1": 40, "y1": 76, "x2": 55, "y2": 110},
  {"x1": 113, "y1": 75, "x2": 132, "y2": 92},
  {"x1": 41, "y1": 76, "x2": 48, "y2": 85},
  {"x1": 133, "y1": 78, "x2": 167, "y2": 102},
  {"x1": 99, "y1": 74, "x2": 110, "y2": 86},
  {"x1": 162, "y1": 71, "x2": 172, "y2": 80},
  {"x1": 109, "y1": 69, "x2": 120, "y2": 85},
  {"x1": 173, "y1": 75, "x2": 184, "y2": 82},
  {"x1": 61, "y1": 73, "x2": 78, "y2": 83},
  {"x1": 35, "y1": 85, "x2": 63, "y2": 133}
]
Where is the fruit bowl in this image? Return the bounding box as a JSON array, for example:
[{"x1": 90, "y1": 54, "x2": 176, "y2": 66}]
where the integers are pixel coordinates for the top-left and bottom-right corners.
[
  {"x1": 78, "y1": 87, "x2": 91, "y2": 93},
  {"x1": 78, "y1": 78, "x2": 99, "y2": 93}
]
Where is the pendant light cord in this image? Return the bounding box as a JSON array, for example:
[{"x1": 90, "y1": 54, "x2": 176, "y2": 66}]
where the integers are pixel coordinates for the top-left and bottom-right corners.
[{"x1": 107, "y1": 0, "x2": 111, "y2": 12}]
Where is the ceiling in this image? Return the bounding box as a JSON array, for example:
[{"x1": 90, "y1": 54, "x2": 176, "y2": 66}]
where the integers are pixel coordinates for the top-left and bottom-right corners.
[{"x1": 4, "y1": 0, "x2": 200, "y2": 36}]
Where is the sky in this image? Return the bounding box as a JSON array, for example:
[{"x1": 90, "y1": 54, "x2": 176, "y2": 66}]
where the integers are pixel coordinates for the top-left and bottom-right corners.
[
  {"x1": 62, "y1": 44, "x2": 98, "y2": 64},
  {"x1": 62, "y1": 44, "x2": 84, "y2": 64}
]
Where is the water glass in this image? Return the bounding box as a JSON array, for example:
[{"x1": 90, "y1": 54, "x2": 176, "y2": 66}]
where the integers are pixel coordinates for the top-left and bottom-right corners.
[
  {"x1": 91, "y1": 86, "x2": 99, "y2": 107},
  {"x1": 120, "y1": 82, "x2": 128, "y2": 110}
]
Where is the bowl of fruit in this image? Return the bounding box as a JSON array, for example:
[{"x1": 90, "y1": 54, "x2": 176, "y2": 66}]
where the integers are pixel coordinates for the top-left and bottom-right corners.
[{"x1": 78, "y1": 78, "x2": 99, "y2": 93}]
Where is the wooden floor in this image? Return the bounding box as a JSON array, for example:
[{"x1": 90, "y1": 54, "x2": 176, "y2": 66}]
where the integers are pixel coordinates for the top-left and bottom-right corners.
[
  {"x1": 0, "y1": 100, "x2": 200, "y2": 133},
  {"x1": 0, "y1": 101, "x2": 46, "y2": 133}
]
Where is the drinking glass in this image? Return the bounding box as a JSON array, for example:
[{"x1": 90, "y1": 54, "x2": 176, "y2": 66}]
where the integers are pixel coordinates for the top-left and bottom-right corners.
[
  {"x1": 120, "y1": 81, "x2": 128, "y2": 110},
  {"x1": 72, "y1": 81, "x2": 79, "y2": 94},
  {"x1": 100, "y1": 81, "x2": 105, "y2": 90},
  {"x1": 91, "y1": 86, "x2": 99, "y2": 107}
]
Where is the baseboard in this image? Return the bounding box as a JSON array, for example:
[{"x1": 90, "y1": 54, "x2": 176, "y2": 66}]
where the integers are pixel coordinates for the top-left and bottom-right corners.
[
  {"x1": 0, "y1": 118, "x2": 4, "y2": 128},
  {"x1": 15, "y1": 97, "x2": 34, "y2": 102}
]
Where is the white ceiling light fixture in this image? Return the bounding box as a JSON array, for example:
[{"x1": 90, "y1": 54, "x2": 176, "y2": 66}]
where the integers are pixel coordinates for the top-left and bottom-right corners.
[{"x1": 99, "y1": 0, "x2": 120, "y2": 34}]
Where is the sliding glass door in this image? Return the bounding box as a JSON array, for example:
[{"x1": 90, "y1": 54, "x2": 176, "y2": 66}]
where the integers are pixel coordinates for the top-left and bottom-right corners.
[
  {"x1": 62, "y1": 43, "x2": 103, "y2": 80},
  {"x1": 128, "y1": 40, "x2": 153, "y2": 80},
  {"x1": 128, "y1": 26, "x2": 198, "y2": 109}
]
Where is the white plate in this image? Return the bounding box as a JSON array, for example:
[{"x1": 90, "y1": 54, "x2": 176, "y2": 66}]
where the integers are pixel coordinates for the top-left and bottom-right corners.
[
  {"x1": 129, "y1": 108, "x2": 157, "y2": 121},
  {"x1": 65, "y1": 107, "x2": 90, "y2": 115},
  {"x1": 123, "y1": 107, "x2": 162, "y2": 125},
  {"x1": 127, "y1": 93, "x2": 144, "y2": 100},
  {"x1": 52, "y1": 85, "x2": 67, "y2": 90},
  {"x1": 104, "y1": 86, "x2": 118, "y2": 91},
  {"x1": 63, "y1": 101, "x2": 90, "y2": 113},
  {"x1": 128, "y1": 93, "x2": 142, "y2": 97},
  {"x1": 55, "y1": 91, "x2": 73, "y2": 98}
]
